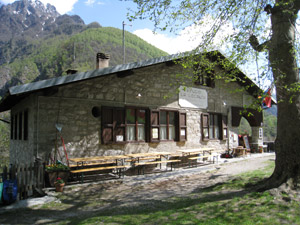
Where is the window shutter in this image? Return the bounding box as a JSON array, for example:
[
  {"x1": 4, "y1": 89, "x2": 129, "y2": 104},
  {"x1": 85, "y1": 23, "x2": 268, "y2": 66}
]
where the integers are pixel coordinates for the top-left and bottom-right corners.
[
  {"x1": 101, "y1": 107, "x2": 114, "y2": 144},
  {"x1": 201, "y1": 113, "x2": 209, "y2": 140},
  {"x1": 222, "y1": 115, "x2": 228, "y2": 140},
  {"x1": 114, "y1": 108, "x2": 125, "y2": 143},
  {"x1": 150, "y1": 110, "x2": 160, "y2": 142},
  {"x1": 179, "y1": 112, "x2": 187, "y2": 141},
  {"x1": 24, "y1": 110, "x2": 28, "y2": 140}
]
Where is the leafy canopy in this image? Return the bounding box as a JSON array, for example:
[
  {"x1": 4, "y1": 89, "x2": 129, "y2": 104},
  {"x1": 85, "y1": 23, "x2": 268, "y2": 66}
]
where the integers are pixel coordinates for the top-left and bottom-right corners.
[{"x1": 128, "y1": 0, "x2": 299, "y2": 87}]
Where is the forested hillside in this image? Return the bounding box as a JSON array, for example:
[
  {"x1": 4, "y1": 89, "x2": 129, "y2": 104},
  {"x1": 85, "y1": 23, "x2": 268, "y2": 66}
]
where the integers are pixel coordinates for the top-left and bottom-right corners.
[{"x1": 0, "y1": 27, "x2": 167, "y2": 96}]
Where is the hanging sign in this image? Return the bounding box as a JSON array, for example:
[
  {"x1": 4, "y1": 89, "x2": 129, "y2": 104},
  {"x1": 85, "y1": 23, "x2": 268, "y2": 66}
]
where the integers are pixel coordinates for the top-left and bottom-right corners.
[{"x1": 179, "y1": 86, "x2": 208, "y2": 109}]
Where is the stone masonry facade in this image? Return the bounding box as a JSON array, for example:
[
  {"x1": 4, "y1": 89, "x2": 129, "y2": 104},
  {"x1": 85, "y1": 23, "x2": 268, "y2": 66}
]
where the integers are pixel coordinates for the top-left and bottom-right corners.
[{"x1": 9, "y1": 62, "x2": 263, "y2": 164}]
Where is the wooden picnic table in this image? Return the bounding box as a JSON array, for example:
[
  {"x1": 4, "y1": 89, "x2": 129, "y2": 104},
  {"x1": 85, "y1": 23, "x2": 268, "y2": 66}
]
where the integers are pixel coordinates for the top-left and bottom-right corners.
[
  {"x1": 69, "y1": 155, "x2": 131, "y2": 182},
  {"x1": 178, "y1": 148, "x2": 218, "y2": 167},
  {"x1": 178, "y1": 148, "x2": 215, "y2": 156},
  {"x1": 125, "y1": 152, "x2": 180, "y2": 174},
  {"x1": 69, "y1": 155, "x2": 129, "y2": 167},
  {"x1": 125, "y1": 152, "x2": 171, "y2": 160}
]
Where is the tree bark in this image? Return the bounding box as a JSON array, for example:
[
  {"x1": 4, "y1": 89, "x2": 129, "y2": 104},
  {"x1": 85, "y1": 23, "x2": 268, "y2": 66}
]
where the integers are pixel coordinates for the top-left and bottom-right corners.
[{"x1": 262, "y1": 2, "x2": 300, "y2": 190}]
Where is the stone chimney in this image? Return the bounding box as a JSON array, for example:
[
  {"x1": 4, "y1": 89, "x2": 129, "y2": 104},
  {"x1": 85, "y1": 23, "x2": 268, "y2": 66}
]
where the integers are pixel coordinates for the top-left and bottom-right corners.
[{"x1": 96, "y1": 53, "x2": 110, "y2": 69}]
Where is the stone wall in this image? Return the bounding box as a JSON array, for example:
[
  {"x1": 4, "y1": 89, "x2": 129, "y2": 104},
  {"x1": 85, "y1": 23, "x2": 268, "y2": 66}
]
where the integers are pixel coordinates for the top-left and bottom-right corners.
[
  {"x1": 10, "y1": 62, "x2": 259, "y2": 162},
  {"x1": 10, "y1": 94, "x2": 37, "y2": 164}
]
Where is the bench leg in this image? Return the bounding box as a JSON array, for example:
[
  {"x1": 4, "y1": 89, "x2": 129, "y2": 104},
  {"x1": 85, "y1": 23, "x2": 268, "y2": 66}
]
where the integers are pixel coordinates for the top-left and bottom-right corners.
[{"x1": 81, "y1": 172, "x2": 84, "y2": 184}]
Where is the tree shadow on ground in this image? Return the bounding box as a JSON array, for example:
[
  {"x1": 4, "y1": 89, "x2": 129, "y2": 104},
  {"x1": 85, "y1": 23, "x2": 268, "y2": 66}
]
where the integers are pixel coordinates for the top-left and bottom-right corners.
[{"x1": 0, "y1": 174, "x2": 267, "y2": 225}]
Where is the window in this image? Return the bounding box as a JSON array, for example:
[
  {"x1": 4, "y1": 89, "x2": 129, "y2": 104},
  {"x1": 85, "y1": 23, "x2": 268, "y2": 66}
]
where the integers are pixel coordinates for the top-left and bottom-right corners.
[
  {"x1": 194, "y1": 64, "x2": 215, "y2": 88},
  {"x1": 160, "y1": 111, "x2": 176, "y2": 140},
  {"x1": 101, "y1": 107, "x2": 125, "y2": 144},
  {"x1": 126, "y1": 108, "x2": 146, "y2": 142},
  {"x1": 201, "y1": 113, "x2": 227, "y2": 140},
  {"x1": 101, "y1": 106, "x2": 187, "y2": 144},
  {"x1": 150, "y1": 110, "x2": 187, "y2": 142},
  {"x1": 209, "y1": 114, "x2": 220, "y2": 139},
  {"x1": 10, "y1": 109, "x2": 29, "y2": 141},
  {"x1": 101, "y1": 106, "x2": 147, "y2": 144}
]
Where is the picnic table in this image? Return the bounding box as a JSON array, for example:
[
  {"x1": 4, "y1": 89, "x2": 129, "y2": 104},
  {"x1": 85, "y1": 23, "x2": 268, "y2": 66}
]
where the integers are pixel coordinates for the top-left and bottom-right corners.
[
  {"x1": 125, "y1": 152, "x2": 180, "y2": 174},
  {"x1": 178, "y1": 148, "x2": 218, "y2": 167},
  {"x1": 69, "y1": 155, "x2": 130, "y2": 182}
]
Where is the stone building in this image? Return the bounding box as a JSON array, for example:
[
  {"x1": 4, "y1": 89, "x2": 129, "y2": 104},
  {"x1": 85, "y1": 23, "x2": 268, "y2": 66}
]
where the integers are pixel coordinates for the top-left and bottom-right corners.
[{"x1": 0, "y1": 51, "x2": 266, "y2": 164}]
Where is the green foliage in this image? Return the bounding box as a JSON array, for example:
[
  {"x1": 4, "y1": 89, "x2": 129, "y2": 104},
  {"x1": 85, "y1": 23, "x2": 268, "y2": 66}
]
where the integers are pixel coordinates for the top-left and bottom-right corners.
[
  {"x1": 0, "y1": 113, "x2": 10, "y2": 167},
  {"x1": 238, "y1": 117, "x2": 252, "y2": 136},
  {"x1": 45, "y1": 163, "x2": 70, "y2": 172},
  {"x1": 0, "y1": 27, "x2": 167, "y2": 90},
  {"x1": 263, "y1": 110, "x2": 277, "y2": 141}
]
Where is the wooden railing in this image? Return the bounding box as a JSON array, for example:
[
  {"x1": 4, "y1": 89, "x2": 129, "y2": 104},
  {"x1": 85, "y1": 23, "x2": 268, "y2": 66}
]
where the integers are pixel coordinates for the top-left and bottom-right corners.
[{"x1": 1, "y1": 161, "x2": 45, "y2": 200}]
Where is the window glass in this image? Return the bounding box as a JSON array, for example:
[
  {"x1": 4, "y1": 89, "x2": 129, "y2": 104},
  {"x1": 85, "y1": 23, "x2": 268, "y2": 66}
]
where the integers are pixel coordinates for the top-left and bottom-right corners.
[
  {"x1": 203, "y1": 128, "x2": 209, "y2": 138},
  {"x1": 223, "y1": 128, "x2": 227, "y2": 138},
  {"x1": 204, "y1": 113, "x2": 222, "y2": 139},
  {"x1": 126, "y1": 108, "x2": 135, "y2": 124},
  {"x1": 169, "y1": 112, "x2": 175, "y2": 125},
  {"x1": 138, "y1": 125, "x2": 145, "y2": 141},
  {"x1": 160, "y1": 126, "x2": 167, "y2": 140},
  {"x1": 160, "y1": 111, "x2": 167, "y2": 124},
  {"x1": 126, "y1": 125, "x2": 135, "y2": 141},
  {"x1": 209, "y1": 127, "x2": 214, "y2": 138},
  {"x1": 169, "y1": 126, "x2": 175, "y2": 140},
  {"x1": 137, "y1": 109, "x2": 146, "y2": 124}
]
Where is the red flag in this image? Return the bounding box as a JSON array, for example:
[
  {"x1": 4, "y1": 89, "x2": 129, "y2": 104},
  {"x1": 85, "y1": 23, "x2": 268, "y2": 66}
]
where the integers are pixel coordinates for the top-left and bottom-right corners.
[{"x1": 262, "y1": 87, "x2": 272, "y2": 108}]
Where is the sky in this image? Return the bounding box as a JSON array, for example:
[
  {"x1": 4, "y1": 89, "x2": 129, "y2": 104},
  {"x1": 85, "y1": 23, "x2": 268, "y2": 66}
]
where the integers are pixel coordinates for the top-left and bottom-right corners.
[{"x1": 1, "y1": 0, "x2": 206, "y2": 54}]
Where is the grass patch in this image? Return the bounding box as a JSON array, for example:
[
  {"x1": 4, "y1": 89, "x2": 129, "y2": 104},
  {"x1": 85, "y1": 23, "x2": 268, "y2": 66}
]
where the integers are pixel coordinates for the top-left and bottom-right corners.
[{"x1": 46, "y1": 159, "x2": 300, "y2": 225}]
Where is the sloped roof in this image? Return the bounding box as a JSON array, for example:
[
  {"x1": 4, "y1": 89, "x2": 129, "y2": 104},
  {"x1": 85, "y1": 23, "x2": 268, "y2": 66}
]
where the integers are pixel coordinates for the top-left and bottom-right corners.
[{"x1": 0, "y1": 51, "x2": 270, "y2": 112}]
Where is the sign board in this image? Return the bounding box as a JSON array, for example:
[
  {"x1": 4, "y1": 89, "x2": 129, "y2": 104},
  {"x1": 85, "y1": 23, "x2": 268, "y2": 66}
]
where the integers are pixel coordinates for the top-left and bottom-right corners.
[
  {"x1": 116, "y1": 135, "x2": 124, "y2": 142},
  {"x1": 179, "y1": 86, "x2": 208, "y2": 109},
  {"x1": 243, "y1": 135, "x2": 250, "y2": 150}
]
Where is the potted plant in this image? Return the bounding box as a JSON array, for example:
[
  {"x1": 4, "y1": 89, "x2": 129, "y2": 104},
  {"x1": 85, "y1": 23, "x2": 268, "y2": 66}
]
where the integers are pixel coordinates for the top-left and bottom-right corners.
[
  {"x1": 45, "y1": 162, "x2": 70, "y2": 187},
  {"x1": 54, "y1": 177, "x2": 65, "y2": 192}
]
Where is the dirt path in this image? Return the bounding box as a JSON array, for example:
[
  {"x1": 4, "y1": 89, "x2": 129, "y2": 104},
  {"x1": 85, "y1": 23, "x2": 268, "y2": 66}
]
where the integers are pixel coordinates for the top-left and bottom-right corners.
[{"x1": 0, "y1": 153, "x2": 275, "y2": 224}]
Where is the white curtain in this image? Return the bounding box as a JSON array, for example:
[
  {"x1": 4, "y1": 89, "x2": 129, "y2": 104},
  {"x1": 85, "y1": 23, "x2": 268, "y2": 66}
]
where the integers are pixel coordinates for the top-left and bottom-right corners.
[
  {"x1": 138, "y1": 125, "x2": 145, "y2": 141},
  {"x1": 126, "y1": 126, "x2": 135, "y2": 141},
  {"x1": 160, "y1": 126, "x2": 167, "y2": 140},
  {"x1": 169, "y1": 125, "x2": 175, "y2": 140}
]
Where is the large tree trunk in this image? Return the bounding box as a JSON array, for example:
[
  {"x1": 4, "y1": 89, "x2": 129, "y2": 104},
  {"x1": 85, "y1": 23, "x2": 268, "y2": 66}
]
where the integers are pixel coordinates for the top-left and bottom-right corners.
[{"x1": 264, "y1": 2, "x2": 300, "y2": 189}]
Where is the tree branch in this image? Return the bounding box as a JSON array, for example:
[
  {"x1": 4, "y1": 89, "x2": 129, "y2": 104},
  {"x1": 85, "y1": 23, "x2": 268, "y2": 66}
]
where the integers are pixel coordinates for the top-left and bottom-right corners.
[{"x1": 249, "y1": 35, "x2": 269, "y2": 52}]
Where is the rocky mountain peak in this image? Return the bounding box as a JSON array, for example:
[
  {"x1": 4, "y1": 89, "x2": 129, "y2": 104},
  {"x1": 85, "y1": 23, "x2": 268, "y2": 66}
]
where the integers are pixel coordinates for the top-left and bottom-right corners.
[{"x1": 0, "y1": 0, "x2": 84, "y2": 44}]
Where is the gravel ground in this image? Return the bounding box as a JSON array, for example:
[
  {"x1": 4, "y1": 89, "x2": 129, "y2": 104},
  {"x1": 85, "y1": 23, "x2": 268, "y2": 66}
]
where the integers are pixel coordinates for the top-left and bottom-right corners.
[{"x1": 0, "y1": 153, "x2": 275, "y2": 224}]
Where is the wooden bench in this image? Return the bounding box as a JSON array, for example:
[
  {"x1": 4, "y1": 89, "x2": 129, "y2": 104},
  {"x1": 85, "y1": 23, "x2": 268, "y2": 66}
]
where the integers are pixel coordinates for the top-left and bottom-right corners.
[
  {"x1": 125, "y1": 156, "x2": 161, "y2": 162},
  {"x1": 70, "y1": 165, "x2": 131, "y2": 183},
  {"x1": 134, "y1": 159, "x2": 181, "y2": 175},
  {"x1": 188, "y1": 153, "x2": 219, "y2": 167},
  {"x1": 69, "y1": 161, "x2": 116, "y2": 169}
]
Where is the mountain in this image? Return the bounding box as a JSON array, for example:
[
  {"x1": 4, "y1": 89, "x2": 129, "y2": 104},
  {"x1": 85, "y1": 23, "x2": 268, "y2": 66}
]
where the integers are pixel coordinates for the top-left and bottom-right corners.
[
  {"x1": 0, "y1": 0, "x2": 167, "y2": 97},
  {"x1": 0, "y1": 0, "x2": 85, "y2": 44},
  {"x1": 0, "y1": 0, "x2": 91, "y2": 66}
]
